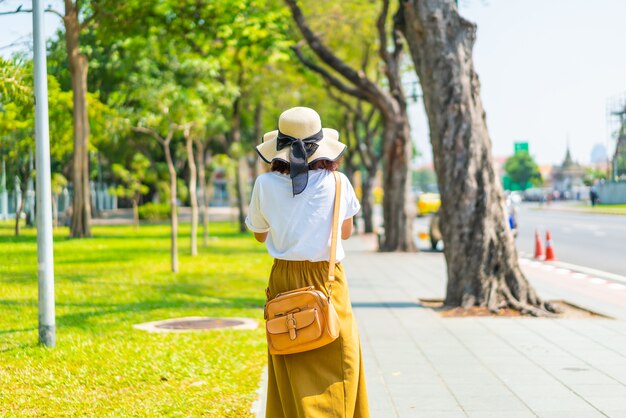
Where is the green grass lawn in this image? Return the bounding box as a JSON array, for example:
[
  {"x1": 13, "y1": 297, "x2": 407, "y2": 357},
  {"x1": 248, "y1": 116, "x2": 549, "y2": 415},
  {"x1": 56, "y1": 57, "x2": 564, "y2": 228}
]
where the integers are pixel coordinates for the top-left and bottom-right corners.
[
  {"x1": 0, "y1": 221, "x2": 272, "y2": 417},
  {"x1": 573, "y1": 203, "x2": 626, "y2": 214},
  {"x1": 597, "y1": 204, "x2": 626, "y2": 209}
]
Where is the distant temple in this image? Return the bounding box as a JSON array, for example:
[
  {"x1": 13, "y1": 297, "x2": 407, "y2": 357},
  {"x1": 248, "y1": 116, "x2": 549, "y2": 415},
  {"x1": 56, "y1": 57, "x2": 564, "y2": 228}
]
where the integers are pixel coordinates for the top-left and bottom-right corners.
[{"x1": 552, "y1": 146, "x2": 585, "y2": 196}]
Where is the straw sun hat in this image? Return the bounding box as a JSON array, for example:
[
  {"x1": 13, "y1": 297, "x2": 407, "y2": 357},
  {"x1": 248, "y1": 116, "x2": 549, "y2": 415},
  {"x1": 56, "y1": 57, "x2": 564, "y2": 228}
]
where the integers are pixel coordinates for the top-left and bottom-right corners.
[{"x1": 256, "y1": 107, "x2": 346, "y2": 195}]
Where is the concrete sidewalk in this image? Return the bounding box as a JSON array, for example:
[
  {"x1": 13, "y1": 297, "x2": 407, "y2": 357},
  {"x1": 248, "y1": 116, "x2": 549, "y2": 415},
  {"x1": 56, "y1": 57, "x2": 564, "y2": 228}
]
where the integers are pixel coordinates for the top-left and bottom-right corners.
[{"x1": 256, "y1": 235, "x2": 626, "y2": 417}]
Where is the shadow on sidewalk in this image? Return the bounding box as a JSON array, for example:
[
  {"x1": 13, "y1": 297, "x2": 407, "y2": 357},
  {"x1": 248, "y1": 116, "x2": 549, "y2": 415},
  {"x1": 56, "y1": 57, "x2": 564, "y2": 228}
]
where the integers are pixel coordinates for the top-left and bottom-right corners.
[{"x1": 351, "y1": 301, "x2": 427, "y2": 309}]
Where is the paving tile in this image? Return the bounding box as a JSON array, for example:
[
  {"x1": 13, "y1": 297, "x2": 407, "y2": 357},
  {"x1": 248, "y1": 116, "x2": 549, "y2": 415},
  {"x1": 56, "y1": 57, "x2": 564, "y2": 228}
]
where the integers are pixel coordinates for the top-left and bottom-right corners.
[
  {"x1": 465, "y1": 410, "x2": 536, "y2": 418},
  {"x1": 585, "y1": 396, "x2": 626, "y2": 412},
  {"x1": 568, "y1": 384, "x2": 626, "y2": 398},
  {"x1": 453, "y1": 393, "x2": 529, "y2": 411},
  {"x1": 336, "y1": 237, "x2": 626, "y2": 417},
  {"x1": 522, "y1": 394, "x2": 601, "y2": 412},
  {"x1": 397, "y1": 408, "x2": 467, "y2": 418},
  {"x1": 602, "y1": 410, "x2": 626, "y2": 418},
  {"x1": 392, "y1": 392, "x2": 462, "y2": 411},
  {"x1": 535, "y1": 411, "x2": 606, "y2": 418}
]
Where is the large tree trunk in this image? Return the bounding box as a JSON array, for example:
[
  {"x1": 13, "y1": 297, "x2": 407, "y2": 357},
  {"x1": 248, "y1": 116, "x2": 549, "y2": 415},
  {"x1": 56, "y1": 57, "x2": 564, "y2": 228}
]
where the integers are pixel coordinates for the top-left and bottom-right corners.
[
  {"x1": 195, "y1": 140, "x2": 210, "y2": 246},
  {"x1": 397, "y1": 0, "x2": 553, "y2": 315},
  {"x1": 163, "y1": 144, "x2": 179, "y2": 273},
  {"x1": 185, "y1": 129, "x2": 198, "y2": 256},
  {"x1": 379, "y1": 112, "x2": 415, "y2": 251},
  {"x1": 65, "y1": 1, "x2": 92, "y2": 238}
]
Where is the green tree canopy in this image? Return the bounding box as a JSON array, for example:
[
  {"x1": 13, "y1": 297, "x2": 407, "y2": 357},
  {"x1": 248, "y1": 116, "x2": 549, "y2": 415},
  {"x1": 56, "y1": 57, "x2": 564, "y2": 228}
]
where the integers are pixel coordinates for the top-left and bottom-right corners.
[{"x1": 504, "y1": 151, "x2": 542, "y2": 191}]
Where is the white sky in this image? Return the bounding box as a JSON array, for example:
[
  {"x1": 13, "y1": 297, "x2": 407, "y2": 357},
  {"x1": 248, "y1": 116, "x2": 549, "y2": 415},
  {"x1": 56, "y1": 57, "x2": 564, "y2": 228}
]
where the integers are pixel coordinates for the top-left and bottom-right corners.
[
  {"x1": 2, "y1": 0, "x2": 625, "y2": 166},
  {"x1": 410, "y1": 0, "x2": 626, "y2": 166}
]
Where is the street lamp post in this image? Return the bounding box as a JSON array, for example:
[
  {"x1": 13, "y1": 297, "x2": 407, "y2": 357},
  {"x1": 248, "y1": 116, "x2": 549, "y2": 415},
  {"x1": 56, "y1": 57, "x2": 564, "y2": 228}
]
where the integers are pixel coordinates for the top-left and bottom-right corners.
[{"x1": 32, "y1": 0, "x2": 55, "y2": 347}]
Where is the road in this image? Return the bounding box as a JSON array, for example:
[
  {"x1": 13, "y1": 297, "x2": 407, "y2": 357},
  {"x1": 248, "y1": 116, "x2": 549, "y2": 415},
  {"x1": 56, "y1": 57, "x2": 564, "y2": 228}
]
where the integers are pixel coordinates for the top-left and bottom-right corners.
[
  {"x1": 411, "y1": 204, "x2": 626, "y2": 318},
  {"x1": 515, "y1": 204, "x2": 626, "y2": 277}
]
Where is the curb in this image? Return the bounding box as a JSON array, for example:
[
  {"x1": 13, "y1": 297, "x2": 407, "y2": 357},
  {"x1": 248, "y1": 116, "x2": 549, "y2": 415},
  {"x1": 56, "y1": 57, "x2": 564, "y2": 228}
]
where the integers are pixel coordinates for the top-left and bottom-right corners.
[
  {"x1": 547, "y1": 260, "x2": 626, "y2": 286},
  {"x1": 251, "y1": 367, "x2": 268, "y2": 418}
]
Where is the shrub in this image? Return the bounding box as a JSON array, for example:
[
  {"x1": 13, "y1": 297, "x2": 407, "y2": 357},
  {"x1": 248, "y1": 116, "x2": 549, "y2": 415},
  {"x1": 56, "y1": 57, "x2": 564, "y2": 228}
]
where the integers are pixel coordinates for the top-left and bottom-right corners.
[{"x1": 138, "y1": 202, "x2": 172, "y2": 221}]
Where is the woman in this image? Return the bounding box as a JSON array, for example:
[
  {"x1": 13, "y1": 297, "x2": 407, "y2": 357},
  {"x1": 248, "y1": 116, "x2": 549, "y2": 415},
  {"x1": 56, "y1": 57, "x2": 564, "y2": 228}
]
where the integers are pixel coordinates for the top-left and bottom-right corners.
[{"x1": 246, "y1": 107, "x2": 369, "y2": 417}]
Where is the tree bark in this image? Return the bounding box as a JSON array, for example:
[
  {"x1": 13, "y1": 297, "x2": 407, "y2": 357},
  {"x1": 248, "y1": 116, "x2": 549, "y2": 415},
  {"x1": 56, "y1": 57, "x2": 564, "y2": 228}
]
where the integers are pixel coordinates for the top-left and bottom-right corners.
[
  {"x1": 52, "y1": 194, "x2": 59, "y2": 228},
  {"x1": 361, "y1": 172, "x2": 375, "y2": 234},
  {"x1": 163, "y1": 142, "x2": 179, "y2": 272},
  {"x1": 397, "y1": 0, "x2": 554, "y2": 315},
  {"x1": 252, "y1": 101, "x2": 264, "y2": 179},
  {"x1": 134, "y1": 125, "x2": 179, "y2": 272},
  {"x1": 184, "y1": 126, "x2": 198, "y2": 256},
  {"x1": 231, "y1": 98, "x2": 247, "y2": 233},
  {"x1": 65, "y1": 0, "x2": 92, "y2": 238},
  {"x1": 15, "y1": 192, "x2": 25, "y2": 236},
  {"x1": 132, "y1": 197, "x2": 139, "y2": 232},
  {"x1": 379, "y1": 111, "x2": 415, "y2": 250},
  {"x1": 195, "y1": 140, "x2": 210, "y2": 246}
]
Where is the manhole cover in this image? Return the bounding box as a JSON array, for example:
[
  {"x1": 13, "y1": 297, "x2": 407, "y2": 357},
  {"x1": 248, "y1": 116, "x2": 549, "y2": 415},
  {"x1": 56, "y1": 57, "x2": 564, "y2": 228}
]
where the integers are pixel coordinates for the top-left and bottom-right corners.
[
  {"x1": 156, "y1": 318, "x2": 245, "y2": 330},
  {"x1": 133, "y1": 316, "x2": 258, "y2": 333}
]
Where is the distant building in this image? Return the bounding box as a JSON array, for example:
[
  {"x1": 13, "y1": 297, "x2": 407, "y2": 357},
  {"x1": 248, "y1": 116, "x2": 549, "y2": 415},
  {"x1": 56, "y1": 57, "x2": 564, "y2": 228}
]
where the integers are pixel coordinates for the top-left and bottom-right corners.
[
  {"x1": 552, "y1": 146, "x2": 585, "y2": 195},
  {"x1": 590, "y1": 143, "x2": 608, "y2": 165}
]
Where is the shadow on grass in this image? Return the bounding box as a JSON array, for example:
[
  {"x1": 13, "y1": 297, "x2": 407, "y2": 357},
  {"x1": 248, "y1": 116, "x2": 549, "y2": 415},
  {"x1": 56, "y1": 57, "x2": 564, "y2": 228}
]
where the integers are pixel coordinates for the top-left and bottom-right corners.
[
  {"x1": 0, "y1": 326, "x2": 37, "y2": 336},
  {"x1": 0, "y1": 342, "x2": 37, "y2": 353}
]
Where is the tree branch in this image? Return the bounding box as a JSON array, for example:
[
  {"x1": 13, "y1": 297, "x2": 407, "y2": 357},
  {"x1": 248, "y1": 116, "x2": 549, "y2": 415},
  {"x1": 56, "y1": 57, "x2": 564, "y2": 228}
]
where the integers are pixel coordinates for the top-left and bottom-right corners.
[
  {"x1": 79, "y1": 12, "x2": 97, "y2": 31},
  {"x1": 377, "y1": 0, "x2": 402, "y2": 96},
  {"x1": 133, "y1": 125, "x2": 177, "y2": 146},
  {"x1": 284, "y1": 0, "x2": 383, "y2": 99},
  {"x1": 0, "y1": 6, "x2": 63, "y2": 18},
  {"x1": 326, "y1": 84, "x2": 358, "y2": 113},
  {"x1": 291, "y1": 45, "x2": 366, "y2": 100}
]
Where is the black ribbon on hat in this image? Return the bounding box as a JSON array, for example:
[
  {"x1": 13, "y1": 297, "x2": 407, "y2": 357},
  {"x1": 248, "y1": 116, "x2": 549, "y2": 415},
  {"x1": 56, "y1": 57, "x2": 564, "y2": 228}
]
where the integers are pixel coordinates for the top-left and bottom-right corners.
[{"x1": 276, "y1": 129, "x2": 324, "y2": 195}]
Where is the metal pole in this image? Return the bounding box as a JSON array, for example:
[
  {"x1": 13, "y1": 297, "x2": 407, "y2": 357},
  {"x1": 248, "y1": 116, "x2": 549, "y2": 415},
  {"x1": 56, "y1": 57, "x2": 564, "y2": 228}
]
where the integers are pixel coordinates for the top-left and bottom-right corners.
[{"x1": 32, "y1": 0, "x2": 56, "y2": 347}]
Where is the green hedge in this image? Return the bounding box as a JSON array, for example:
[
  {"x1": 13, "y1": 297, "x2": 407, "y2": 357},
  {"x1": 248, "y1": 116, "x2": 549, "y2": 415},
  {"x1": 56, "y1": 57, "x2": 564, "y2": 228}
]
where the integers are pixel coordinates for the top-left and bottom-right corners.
[{"x1": 138, "y1": 202, "x2": 172, "y2": 220}]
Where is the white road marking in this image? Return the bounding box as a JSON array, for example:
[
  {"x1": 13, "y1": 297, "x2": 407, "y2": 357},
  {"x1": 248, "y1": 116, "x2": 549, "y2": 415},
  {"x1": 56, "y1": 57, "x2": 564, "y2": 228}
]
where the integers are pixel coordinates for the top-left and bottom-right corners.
[
  {"x1": 542, "y1": 265, "x2": 556, "y2": 272},
  {"x1": 555, "y1": 268, "x2": 570, "y2": 275},
  {"x1": 570, "y1": 273, "x2": 587, "y2": 280},
  {"x1": 530, "y1": 261, "x2": 541, "y2": 267},
  {"x1": 519, "y1": 258, "x2": 530, "y2": 265},
  {"x1": 545, "y1": 260, "x2": 626, "y2": 285},
  {"x1": 588, "y1": 278, "x2": 607, "y2": 285},
  {"x1": 607, "y1": 283, "x2": 626, "y2": 291}
]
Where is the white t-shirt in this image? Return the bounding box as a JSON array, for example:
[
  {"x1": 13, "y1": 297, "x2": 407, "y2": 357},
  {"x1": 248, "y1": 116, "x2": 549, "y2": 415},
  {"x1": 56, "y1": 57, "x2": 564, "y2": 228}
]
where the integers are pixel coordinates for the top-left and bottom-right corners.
[{"x1": 245, "y1": 170, "x2": 361, "y2": 262}]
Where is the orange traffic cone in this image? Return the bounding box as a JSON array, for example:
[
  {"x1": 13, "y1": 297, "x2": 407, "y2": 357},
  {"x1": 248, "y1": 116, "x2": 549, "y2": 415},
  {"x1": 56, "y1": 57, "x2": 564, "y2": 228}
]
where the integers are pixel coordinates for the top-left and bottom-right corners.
[
  {"x1": 545, "y1": 230, "x2": 556, "y2": 261},
  {"x1": 533, "y1": 229, "x2": 544, "y2": 259}
]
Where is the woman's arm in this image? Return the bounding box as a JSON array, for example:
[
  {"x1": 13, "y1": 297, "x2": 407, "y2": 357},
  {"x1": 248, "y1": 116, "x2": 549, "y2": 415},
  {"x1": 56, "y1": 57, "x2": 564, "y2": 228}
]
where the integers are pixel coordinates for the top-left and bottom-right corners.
[
  {"x1": 254, "y1": 232, "x2": 268, "y2": 243},
  {"x1": 341, "y1": 217, "x2": 353, "y2": 240}
]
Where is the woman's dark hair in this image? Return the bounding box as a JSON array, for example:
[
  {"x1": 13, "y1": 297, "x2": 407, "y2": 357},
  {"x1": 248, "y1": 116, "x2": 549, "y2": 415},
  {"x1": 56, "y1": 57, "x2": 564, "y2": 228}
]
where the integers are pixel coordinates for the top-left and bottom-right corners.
[{"x1": 271, "y1": 159, "x2": 341, "y2": 175}]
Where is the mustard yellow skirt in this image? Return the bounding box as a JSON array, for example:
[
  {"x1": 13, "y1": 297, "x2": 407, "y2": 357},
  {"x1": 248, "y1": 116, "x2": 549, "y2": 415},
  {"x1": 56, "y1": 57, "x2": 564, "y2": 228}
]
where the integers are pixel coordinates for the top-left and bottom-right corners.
[{"x1": 265, "y1": 259, "x2": 370, "y2": 418}]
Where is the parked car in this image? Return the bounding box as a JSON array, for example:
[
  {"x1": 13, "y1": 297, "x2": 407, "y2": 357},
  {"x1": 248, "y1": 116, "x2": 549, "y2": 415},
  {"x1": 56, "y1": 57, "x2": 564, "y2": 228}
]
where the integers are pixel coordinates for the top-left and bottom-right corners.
[
  {"x1": 428, "y1": 204, "x2": 518, "y2": 251},
  {"x1": 416, "y1": 192, "x2": 441, "y2": 217},
  {"x1": 522, "y1": 188, "x2": 546, "y2": 202}
]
